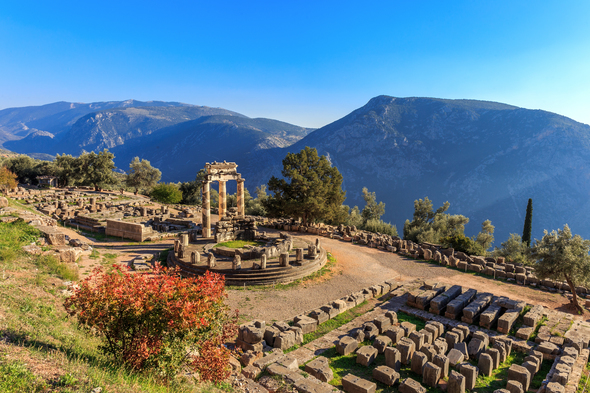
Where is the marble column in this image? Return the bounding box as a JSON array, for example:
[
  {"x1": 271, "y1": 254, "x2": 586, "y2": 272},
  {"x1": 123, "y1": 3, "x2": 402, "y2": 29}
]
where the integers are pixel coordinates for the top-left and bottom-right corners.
[
  {"x1": 202, "y1": 181, "x2": 211, "y2": 238},
  {"x1": 237, "y1": 179, "x2": 245, "y2": 217},
  {"x1": 218, "y1": 180, "x2": 227, "y2": 218}
]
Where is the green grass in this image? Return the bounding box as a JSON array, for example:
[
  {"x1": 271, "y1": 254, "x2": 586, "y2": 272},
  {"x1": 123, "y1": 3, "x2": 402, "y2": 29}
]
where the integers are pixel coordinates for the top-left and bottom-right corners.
[
  {"x1": 0, "y1": 218, "x2": 41, "y2": 263},
  {"x1": 0, "y1": 211, "x2": 233, "y2": 392},
  {"x1": 102, "y1": 253, "x2": 118, "y2": 264},
  {"x1": 0, "y1": 359, "x2": 47, "y2": 392},
  {"x1": 213, "y1": 240, "x2": 265, "y2": 249},
  {"x1": 577, "y1": 362, "x2": 590, "y2": 393},
  {"x1": 73, "y1": 228, "x2": 121, "y2": 242},
  {"x1": 319, "y1": 345, "x2": 437, "y2": 393},
  {"x1": 532, "y1": 359, "x2": 553, "y2": 390},
  {"x1": 396, "y1": 311, "x2": 426, "y2": 331},
  {"x1": 158, "y1": 248, "x2": 172, "y2": 267},
  {"x1": 529, "y1": 315, "x2": 548, "y2": 342},
  {"x1": 35, "y1": 254, "x2": 79, "y2": 282},
  {"x1": 473, "y1": 351, "x2": 524, "y2": 393}
]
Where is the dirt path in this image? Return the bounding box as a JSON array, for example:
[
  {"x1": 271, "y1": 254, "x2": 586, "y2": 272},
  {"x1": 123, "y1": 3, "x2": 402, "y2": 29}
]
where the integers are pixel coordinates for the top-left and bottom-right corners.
[{"x1": 226, "y1": 233, "x2": 582, "y2": 324}]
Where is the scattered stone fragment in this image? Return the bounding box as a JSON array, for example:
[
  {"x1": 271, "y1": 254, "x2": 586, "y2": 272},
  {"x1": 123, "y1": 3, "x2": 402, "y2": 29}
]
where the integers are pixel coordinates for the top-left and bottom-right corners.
[
  {"x1": 304, "y1": 356, "x2": 333, "y2": 383},
  {"x1": 399, "y1": 378, "x2": 426, "y2": 393},
  {"x1": 422, "y1": 361, "x2": 442, "y2": 388},
  {"x1": 372, "y1": 365, "x2": 399, "y2": 386},
  {"x1": 356, "y1": 345, "x2": 378, "y2": 366},
  {"x1": 384, "y1": 347, "x2": 401, "y2": 371},
  {"x1": 336, "y1": 336, "x2": 358, "y2": 355},
  {"x1": 447, "y1": 348, "x2": 465, "y2": 368},
  {"x1": 342, "y1": 373, "x2": 376, "y2": 393},
  {"x1": 411, "y1": 351, "x2": 428, "y2": 375},
  {"x1": 447, "y1": 370, "x2": 466, "y2": 393}
]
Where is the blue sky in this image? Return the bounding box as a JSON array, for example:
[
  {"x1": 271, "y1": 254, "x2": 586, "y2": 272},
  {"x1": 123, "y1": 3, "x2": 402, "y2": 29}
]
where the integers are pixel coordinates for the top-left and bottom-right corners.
[{"x1": 1, "y1": 1, "x2": 589, "y2": 128}]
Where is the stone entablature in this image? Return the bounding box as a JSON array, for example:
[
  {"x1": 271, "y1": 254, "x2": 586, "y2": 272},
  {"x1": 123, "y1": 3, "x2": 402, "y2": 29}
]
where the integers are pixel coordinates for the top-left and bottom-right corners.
[{"x1": 201, "y1": 161, "x2": 245, "y2": 238}]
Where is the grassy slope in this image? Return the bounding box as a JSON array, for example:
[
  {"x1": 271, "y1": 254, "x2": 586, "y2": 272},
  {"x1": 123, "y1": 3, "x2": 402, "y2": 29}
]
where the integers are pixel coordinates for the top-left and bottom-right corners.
[{"x1": 0, "y1": 216, "x2": 228, "y2": 393}]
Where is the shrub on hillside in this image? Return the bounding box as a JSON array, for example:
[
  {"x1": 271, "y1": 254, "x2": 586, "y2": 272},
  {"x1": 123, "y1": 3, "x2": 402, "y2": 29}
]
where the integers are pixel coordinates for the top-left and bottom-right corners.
[
  {"x1": 363, "y1": 218, "x2": 398, "y2": 237},
  {"x1": 440, "y1": 233, "x2": 485, "y2": 256},
  {"x1": 64, "y1": 265, "x2": 237, "y2": 380},
  {"x1": 493, "y1": 233, "x2": 532, "y2": 265},
  {"x1": 150, "y1": 183, "x2": 183, "y2": 204}
]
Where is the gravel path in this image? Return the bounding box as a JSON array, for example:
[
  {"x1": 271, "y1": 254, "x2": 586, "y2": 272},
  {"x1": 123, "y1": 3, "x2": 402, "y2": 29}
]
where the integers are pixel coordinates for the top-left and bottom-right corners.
[
  {"x1": 226, "y1": 233, "x2": 459, "y2": 323},
  {"x1": 226, "y1": 232, "x2": 579, "y2": 324}
]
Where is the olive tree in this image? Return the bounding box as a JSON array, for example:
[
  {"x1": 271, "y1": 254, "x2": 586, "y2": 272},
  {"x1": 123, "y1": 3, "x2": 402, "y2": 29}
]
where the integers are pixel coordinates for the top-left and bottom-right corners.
[
  {"x1": 530, "y1": 224, "x2": 590, "y2": 312},
  {"x1": 125, "y1": 157, "x2": 161, "y2": 195}
]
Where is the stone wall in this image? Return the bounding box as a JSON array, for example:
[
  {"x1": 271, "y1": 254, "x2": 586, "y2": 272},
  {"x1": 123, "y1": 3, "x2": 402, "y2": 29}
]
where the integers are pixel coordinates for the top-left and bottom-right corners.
[
  {"x1": 105, "y1": 219, "x2": 153, "y2": 242},
  {"x1": 215, "y1": 216, "x2": 258, "y2": 243}
]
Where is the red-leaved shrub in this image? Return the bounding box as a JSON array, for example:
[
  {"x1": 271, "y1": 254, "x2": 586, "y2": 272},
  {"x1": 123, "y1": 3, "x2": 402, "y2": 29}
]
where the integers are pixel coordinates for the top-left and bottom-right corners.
[{"x1": 64, "y1": 264, "x2": 237, "y2": 380}]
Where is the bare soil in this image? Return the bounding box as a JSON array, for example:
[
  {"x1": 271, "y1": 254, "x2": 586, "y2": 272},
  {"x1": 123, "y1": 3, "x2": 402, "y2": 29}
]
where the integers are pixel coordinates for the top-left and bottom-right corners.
[{"x1": 226, "y1": 232, "x2": 586, "y2": 323}]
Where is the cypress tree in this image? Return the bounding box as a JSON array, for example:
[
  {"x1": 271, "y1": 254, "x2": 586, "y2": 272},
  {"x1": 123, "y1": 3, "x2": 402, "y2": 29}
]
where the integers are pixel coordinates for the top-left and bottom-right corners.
[{"x1": 522, "y1": 198, "x2": 533, "y2": 247}]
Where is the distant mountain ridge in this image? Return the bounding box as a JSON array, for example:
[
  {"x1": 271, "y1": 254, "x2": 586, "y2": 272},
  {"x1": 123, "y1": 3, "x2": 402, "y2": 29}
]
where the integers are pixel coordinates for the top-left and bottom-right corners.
[
  {"x1": 239, "y1": 95, "x2": 590, "y2": 244},
  {"x1": 0, "y1": 100, "x2": 191, "y2": 144},
  {"x1": 111, "y1": 114, "x2": 315, "y2": 182},
  {"x1": 3, "y1": 101, "x2": 246, "y2": 154},
  {"x1": 3, "y1": 96, "x2": 590, "y2": 246}
]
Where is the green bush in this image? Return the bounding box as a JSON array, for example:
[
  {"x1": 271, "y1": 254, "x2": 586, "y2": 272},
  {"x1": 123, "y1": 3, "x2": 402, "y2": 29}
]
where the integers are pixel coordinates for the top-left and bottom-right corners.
[
  {"x1": 441, "y1": 233, "x2": 485, "y2": 256},
  {"x1": 363, "y1": 218, "x2": 398, "y2": 237},
  {"x1": 150, "y1": 183, "x2": 183, "y2": 204}
]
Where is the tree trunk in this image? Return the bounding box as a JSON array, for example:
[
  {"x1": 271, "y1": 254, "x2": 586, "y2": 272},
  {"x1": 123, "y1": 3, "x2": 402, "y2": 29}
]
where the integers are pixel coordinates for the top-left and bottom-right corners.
[{"x1": 565, "y1": 277, "x2": 584, "y2": 313}]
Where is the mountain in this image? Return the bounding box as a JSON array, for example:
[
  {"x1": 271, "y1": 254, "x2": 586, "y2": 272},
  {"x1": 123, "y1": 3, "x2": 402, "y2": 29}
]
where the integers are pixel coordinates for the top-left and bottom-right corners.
[
  {"x1": 3, "y1": 102, "x2": 243, "y2": 154},
  {"x1": 0, "y1": 100, "x2": 189, "y2": 146},
  {"x1": 238, "y1": 96, "x2": 590, "y2": 245},
  {"x1": 111, "y1": 115, "x2": 314, "y2": 183},
  {"x1": 4, "y1": 95, "x2": 590, "y2": 246}
]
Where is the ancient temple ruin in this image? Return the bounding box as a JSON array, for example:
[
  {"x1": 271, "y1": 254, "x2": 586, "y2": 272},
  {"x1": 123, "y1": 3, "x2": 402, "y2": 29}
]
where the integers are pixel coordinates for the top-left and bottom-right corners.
[{"x1": 201, "y1": 161, "x2": 245, "y2": 238}]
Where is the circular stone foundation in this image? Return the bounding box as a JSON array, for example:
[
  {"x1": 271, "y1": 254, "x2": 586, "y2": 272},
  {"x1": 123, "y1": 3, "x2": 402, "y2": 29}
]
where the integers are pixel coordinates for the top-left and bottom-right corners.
[{"x1": 168, "y1": 231, "x2": 328, "y2": 285}]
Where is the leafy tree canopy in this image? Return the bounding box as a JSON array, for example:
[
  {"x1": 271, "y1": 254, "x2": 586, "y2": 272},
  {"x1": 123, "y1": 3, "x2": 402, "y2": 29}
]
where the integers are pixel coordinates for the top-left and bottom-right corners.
[
  {"x1": 475, "y1": 219, "x2": 495, "y2": 251},
  {"x1": 264, "y1": 147, "x2": 346, "y2": 225},
  {"x1": 361, "y1": 187, "x2": 386, "y2": 223},
  {"x1": 54, "y1": 154, "x2": 82, "y2": 187},
  {"x1": 0, "y1": 166, "x2": 18, "y2": 193},
  {"x1": 125, "y1": 157, "x2": 161, "y2": 195},
  {"x1": 530, "y1": 224, "x2": 590, "y2": 311},
  {"x1": 77, "y1": 149, "x2": 118, "y2": 191},
  {"x1": 403, "y1": 197, "x2": 469, "y2": 244},
  {"x1": 3, "y1": 155, "x2": 54, "y2": 184},
  {"x1": 151, "y1": 183, "x2": 183, "y2": 204},
  {"x1": 493, "y1": 233, "x2": 531, "y2": 265},
  {"x1": 179, "y1": 169, "x2": 208, "y2": 205}
]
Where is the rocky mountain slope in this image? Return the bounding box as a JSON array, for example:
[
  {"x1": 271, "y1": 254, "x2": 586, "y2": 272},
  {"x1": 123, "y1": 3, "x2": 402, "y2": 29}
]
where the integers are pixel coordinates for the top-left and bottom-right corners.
[
  {"x1": 0, "y1": 100, "x2": 190, "y2": 146},
  {"x1": 3, "y1": 102, "x2": 243, "y2": 154},
  {"x1": 111, "y1": 115, "x2": 313, "y2": 183},
  {"x1": 3, "y1": 95, "x2": 590, "y2": 246},
  {"x1": 241, "y1": 96, "x2": 590, "y2": 244}
]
